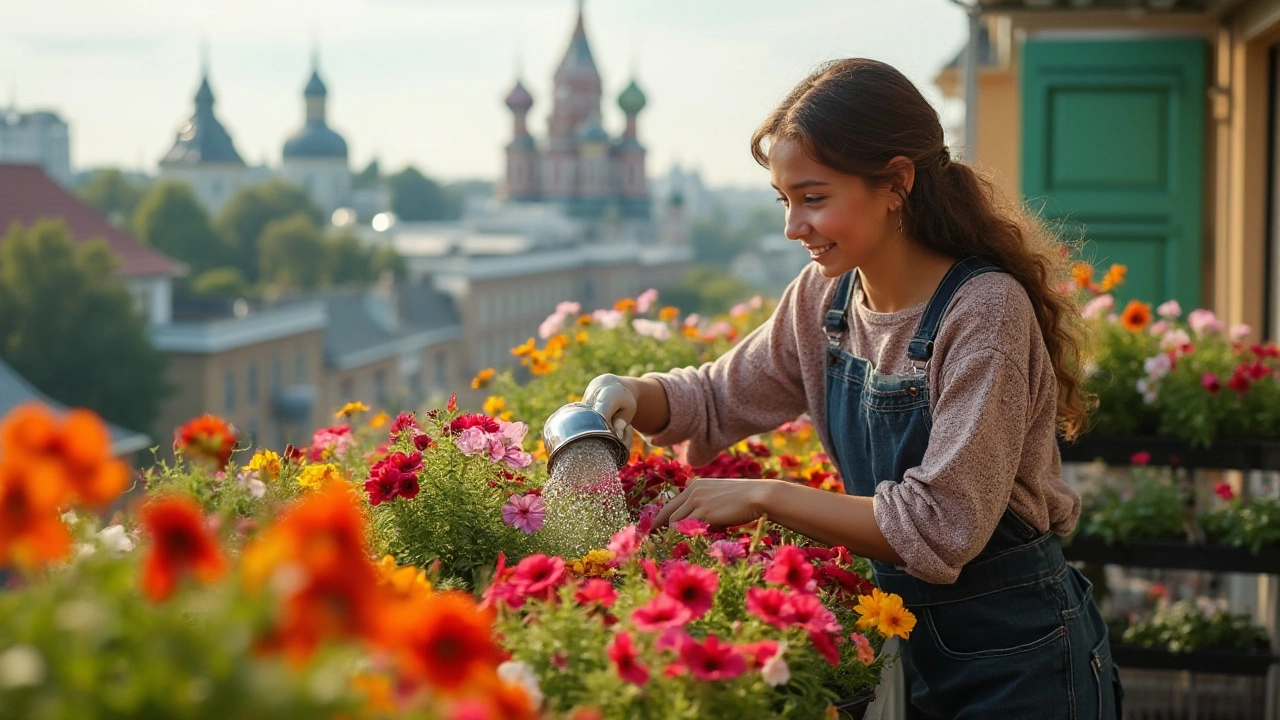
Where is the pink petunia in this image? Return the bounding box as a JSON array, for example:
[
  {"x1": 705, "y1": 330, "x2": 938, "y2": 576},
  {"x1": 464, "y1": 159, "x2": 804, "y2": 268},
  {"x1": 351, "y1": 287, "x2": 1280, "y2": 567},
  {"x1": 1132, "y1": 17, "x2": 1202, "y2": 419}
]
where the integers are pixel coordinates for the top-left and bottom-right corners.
[
  {"x1": 608, "y1": 525, "x2": 643, "y2": 562},
  {"x1": 745, "y1": 587, "x2": 795, "y2": 629},
  {"x1": 310, "y1": 425, "x2": 354, "y2": 461},
  {"x1": 672, "y1": 517, "x2": 710, "y2": 537},
  {"x1": 654, "y1": 626, "x2": 691, "y2": 653},
  {"x1": 680, "y1": 634, "x2": 747, "y2": 682},
  {"x1": 636, "y1": 288, "x2": 659, "y2": 314},
  {"x1": 1202, "y1": 371, "x2": 1221, "y2": 395},
  {"x1": 737, "y1": 639, "x2": 781, "y2": 668},
  {"x1": 607, "y1": 631, "x2": 650, "y2": 686},
  {"x1": 808, "y1": 629, "x2": 841, "y2": 666},
  {"x1": 1130, "y1": 451, "x2": 1151, "y2": 466},
  {"x1": 631, "y1": 592, "x2": 693, "y2": 632},
  {"x1": 661, "y1": 563, "x2": 719, "y2": 619},
  {"x1": 455, "y1": 426, "x2": 492, "y2": 456},
  {"x1": 764, "y1": 545, "x2": 815, "y2": 592},
  {"x1": 709, "y1": 539, "x2": 746, "y2": 563},
  {"x1": 1188, "y1": 309, "x2": 1223, "y2": 335},
  {"x1": 786, "y1": 592, "x2": 841, "y2": 635},
  {"x1": 637, "y1": 503, "x2": 661, "y2": 535},
  {"x1": 502, "y1": 493, "x2": 546, "y2": 534},
  {"x1": 850, "y1": 633, "x2": 875, "y2": 664},
  {"x1": 575, "y1": 578, "x2": 619, "y2": 608},
  {"x1": 1214, "y1": 481, "x2": 1235, "y2": 501},
  {"x1": 510, "y1": 554, "x2": 565, "y2": 600}
]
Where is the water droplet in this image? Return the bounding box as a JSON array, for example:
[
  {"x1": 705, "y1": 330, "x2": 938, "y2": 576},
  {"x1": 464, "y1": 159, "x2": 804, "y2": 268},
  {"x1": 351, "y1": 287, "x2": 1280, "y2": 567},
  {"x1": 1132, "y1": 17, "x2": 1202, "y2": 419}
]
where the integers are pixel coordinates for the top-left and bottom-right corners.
[{"x1": 539, "y1": 438, "x2": 629, "y2": 558}]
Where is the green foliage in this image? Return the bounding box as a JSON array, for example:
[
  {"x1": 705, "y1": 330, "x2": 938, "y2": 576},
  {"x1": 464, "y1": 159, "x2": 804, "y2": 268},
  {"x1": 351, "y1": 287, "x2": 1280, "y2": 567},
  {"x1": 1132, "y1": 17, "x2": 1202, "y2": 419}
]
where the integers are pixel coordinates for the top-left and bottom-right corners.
[
  {"x1": 190, "y1": 266, "x2": 250, "y2": 298},
  {"x1": 259, "y1": 213, "x2": 328, "y2": 289},
  {"x1": 1120, "y1": 599, "x2": 1270, "y2": 654},
  {"x1": 352, "y1": 160, "x2": 380, "y2": 190},
  {"x1": 132, "y1": 180, "x2": 231, "y2": 276},
  {"x1": 0, "y1": 517, "x2": 366, "y2": 720},
  {"x1": 0, "y1": 220, "x2": 169, "y2": 434},
  {"x1": 690, "y1": 205, "x2": 779, "y2": 266},
  {"x1": 1076, "y1": 466, "x2": 1187, "y2": 544},
  {"x1": 216, "y1": 181, "x2": 324, "y2": 281},
  {"x1": 77, "y1": 168, "x2": 147, "y2": 228},
  {"x1": 326, "y1": 231, "x2": 374, "y2": 286},
  {"x1": 659, "y1": 265, "x2": 762, "y2": 317},
  {"x1": 1083, "y1": 321, "x2": 1159, "y2": 436},
  {"x1": 368, "y1": 245, "x2": 407, "y2": 282},
  {"x1": 1200, "y1": 496, "x2": 1280, "y2": 555},
  {"x1": 388, "y1": 167, "x2": 461, "y2": 222}
]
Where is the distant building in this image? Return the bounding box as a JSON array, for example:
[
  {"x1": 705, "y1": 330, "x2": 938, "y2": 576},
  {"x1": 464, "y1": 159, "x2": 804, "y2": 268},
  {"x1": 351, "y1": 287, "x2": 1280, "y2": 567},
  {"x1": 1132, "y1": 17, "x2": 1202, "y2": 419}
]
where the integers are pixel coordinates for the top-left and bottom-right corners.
[
  {"x1": 0, "y1": 163, "x2": 185, "y2": 325},
  {"x1": 280, "y1": 54, "x2": 352, "y2": 217},
  {"x1": 501, "y1": 2, "x2": 650, "y2": 221},
  {"x1": 158, "y1": 65, "x2": 251, "y2": 215},
  {"x1": 0, "y1": 108, "x2": 71, "y2": 186}
]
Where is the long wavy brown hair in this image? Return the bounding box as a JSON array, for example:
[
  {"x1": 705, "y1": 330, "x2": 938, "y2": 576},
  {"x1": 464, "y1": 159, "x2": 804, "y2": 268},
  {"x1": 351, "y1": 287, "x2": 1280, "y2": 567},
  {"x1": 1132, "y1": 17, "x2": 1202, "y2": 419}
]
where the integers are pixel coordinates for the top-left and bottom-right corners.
[{"x1": 751, "y1": 58, "x2": 1092, "y2": 439}]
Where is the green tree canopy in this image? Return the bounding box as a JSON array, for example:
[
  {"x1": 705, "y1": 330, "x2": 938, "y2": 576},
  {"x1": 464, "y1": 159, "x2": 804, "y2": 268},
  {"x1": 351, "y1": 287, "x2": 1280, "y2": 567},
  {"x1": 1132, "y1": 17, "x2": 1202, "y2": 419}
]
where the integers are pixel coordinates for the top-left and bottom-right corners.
[
  {"x1": 325, "y1": 231, "x2": 373, "y2": 286},
  {"x1": 368, "y1": 245, "x2": 407, "y2": 282},
  {"x1": 658, "y1": 265, "x2": 760, "y2": 317},
  {"x1": 190, "y1": 266, "x2": 250, "y2": 298},
  {"x1": 0, "y1": 220, "x2": 169, "y2": 434},
  {"x1": 77, "y1": 169, "x2": 148, "y2": 228},
  {"x1": 215, "y1": 180, "x2": 323, "y2": 281},
  {"x1": 132, "y1": 180, "x2": 229, "y2": 277},
  {"x1": 388, "y1": 166, "x2": 461, "y2": 221},
  {"x1": 259, "y1": 213, "x2": 327, "y2": 289}
]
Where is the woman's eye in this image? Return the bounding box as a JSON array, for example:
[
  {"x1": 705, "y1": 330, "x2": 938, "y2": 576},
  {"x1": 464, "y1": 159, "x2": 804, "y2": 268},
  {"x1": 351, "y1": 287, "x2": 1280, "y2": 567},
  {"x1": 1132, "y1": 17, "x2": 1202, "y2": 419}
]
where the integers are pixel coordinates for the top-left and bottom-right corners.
[
  {"x1": 774, "y1": 196, "x2": 788, "y2": 206},
  {"x1": 803, "y1": 195, "x2": 825, "y2": 204}
]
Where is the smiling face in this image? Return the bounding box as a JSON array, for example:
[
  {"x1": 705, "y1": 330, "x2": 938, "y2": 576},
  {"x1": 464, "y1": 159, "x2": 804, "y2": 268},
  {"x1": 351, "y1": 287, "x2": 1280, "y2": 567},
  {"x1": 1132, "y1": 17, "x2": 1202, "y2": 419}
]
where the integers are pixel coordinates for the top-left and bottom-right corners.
[{"x1": 769, "y1": 139, "x2": 899, "y2": 278}]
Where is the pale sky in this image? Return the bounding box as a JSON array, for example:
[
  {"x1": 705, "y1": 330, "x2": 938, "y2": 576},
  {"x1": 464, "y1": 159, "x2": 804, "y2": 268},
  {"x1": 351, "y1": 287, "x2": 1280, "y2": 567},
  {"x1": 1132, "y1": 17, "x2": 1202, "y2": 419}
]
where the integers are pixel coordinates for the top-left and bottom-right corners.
[{"x1": 2, "y1": 0, "x2": 968, "y2": 187}]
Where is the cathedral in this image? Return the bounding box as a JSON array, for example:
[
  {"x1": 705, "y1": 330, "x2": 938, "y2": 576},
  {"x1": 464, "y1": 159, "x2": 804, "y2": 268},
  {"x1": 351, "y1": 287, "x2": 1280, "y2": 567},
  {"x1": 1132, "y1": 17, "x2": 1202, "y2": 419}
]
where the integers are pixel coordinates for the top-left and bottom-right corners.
[{"x1": 501, "y1": 1, "x2": 650, "y2": 220}]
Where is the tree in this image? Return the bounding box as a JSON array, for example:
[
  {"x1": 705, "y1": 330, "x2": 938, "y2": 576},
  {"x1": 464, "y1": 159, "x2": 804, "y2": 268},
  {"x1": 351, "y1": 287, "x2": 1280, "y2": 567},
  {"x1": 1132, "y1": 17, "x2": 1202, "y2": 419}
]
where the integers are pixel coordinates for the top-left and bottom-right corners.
[
  {"x1": 258, "y1": 213, "x2": 327, "y2": 289},
  {"x1": 325, "y1": 231, "x2": 372, "y2": 286},
  {"x1": 368, "y1": 245, "x2": 407, "y2": 282},
  {"x1": 215, "y1": 180, "x2": 323, "y2": 281},
  {"x1": 132, "y1": 180, "x2": 230, "y2": 278},
  {"x1": 77, "y1": 169, "x2": 147, "y2": 228},
  {"x1": 388, "y1": 166, "x2": 461, "y2": 221},
  {"x1": 0, "y1": 220, "x2": 169, "y2": 433},
  {"x1": 190, "y1": 267, "x2": 249, "y2": 298},
  {"x1": 659, "y1": 265, "x2": 760, "y2": 316}
]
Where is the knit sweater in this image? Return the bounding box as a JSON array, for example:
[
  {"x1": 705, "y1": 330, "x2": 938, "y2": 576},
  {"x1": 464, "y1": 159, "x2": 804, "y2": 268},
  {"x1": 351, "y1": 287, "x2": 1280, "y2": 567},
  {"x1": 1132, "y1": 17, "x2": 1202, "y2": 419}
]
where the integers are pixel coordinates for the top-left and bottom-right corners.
[{"x1": 646, "y1": 262, "x2": 1080, "y2": 584}]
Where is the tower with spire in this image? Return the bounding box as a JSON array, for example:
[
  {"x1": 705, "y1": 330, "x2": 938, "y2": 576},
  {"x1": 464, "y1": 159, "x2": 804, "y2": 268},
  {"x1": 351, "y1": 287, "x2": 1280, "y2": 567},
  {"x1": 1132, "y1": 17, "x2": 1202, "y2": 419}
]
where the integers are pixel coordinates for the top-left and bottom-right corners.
[
  {"x1": 281, "y1": 48, "x2": 351, "y2": 216},
  {"x1": 501, "y1": 0, "x2": 650, "y2": 221},
  {"x1": 159, "y1": 46, "x2": 251, "y2": 214}
]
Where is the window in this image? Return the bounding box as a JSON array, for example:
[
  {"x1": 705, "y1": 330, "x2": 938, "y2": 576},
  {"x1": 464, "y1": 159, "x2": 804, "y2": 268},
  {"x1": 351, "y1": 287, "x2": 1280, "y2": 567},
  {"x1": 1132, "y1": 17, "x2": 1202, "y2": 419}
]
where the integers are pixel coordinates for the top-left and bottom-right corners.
[
  {"x1": 295, "y1": 351, "x2": 307, "y2": 383},
  {"x1": 270, "y1": 357, "x2": 283, "y2": 390},
  {"x1": 247, "y1": 364, "x2": 259, "y2": 405},
  {"x1": 223, "y1": 369, "x2": 236, "y2": 413}
]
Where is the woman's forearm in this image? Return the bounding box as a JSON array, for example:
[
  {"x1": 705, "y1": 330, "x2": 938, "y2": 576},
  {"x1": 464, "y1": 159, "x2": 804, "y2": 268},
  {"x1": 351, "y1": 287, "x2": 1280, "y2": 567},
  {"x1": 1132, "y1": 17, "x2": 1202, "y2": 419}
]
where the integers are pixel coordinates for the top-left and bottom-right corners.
[
  {"x1": 620, "y1": 376, "x2": 672, "y2": 436},
  {"x1": 757, "y1": 481, "x2": 905, "y2": 566}
]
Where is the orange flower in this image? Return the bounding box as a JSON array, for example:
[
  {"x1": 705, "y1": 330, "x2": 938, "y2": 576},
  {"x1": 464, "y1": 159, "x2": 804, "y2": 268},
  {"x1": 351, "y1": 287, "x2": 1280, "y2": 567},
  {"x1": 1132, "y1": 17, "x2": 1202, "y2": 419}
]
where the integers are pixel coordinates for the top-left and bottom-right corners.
[
  {"x1": 682, "y1": 325, "x2": 699, "y2": 339},
  {"x1": 510, "y1": 338, "x2": 536, "y2": 358},
  {"x1": 0, "y1": 403, "x2": 128, "y2": 507},
  {"x1": 392, "y1": 591, "x2": 503, "y2": 693},
  {"x1": 658, "y1": 306, "x2": 680, "y2": 322},
  {"x1": 530, "y1": 355, "x2": 555, "y2": 376},
  {"x1": 0, "y1": 460, "x2": 71, "y2": 569},
  {"x1": 173, "y1": 414, "x2": 238, "y2": 469},
  {"x1": 376, "y1": 554, "x2": 433, "y2": 600},
  {"x1": 243, "y1": 483, "x2": 384, "y2": 661},
  {"x1": 1070, "y1": 262, "x2": 1093, "y2": 289},
  {"x1": 875, "y1": 594, "x2": 917, "y2": 639},
  {"x1": 1099, "y1": 264, "x2": 1127, "y2": 292},
  {"x1": 575, "y1": 330, "x2": 590, "y2": 344},
  {"x1": 614, "y1": 298, "x2": 637, "y2": 313},
  {"x1": 1120, "y1": 300, "x2": 1152, "y2": 332},
  {"x1": 471, "y1": 368, "x2": 496, "y2": 389},
  {"x1": 576, "y1": 315, "x2": 592, "y2": 326},
  {"x1": 545, "y1": 334, "x2": 570, "y2": 359},
  {"x1": 140, "y1": 496, "x2": 226, "y2": 602}
]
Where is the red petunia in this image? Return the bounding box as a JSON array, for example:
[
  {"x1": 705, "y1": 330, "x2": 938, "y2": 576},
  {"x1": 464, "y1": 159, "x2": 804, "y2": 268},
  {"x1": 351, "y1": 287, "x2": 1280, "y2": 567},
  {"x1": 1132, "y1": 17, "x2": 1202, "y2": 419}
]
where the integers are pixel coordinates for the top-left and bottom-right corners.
[
  {"x1": 140, "y1": 496, "x2": 225, "y2": 602},
  {"x1": 446, "y1": 413, "x2": 501, "y2": 436},
  {"x1": 764, "y1": 545, "x2": 814, "y2": 592},
  {"x1": 631, "y1": 592, "x2": 693, "y2": 632},
  {"x1": 173, "y1": 414, "x2": 238, "y2": 469},
  {"x1": 575, "y1": 578, "x2": 619, "y2": 608},
  {"x1": 745, "y1": 587, "x2": 794, "y2": 629},
  {"x1": 510, "y1": 554, "x2": 566, "y2": 601},
  {"x1": 661, "y1": 563, "x2": 719, "y2": 619},
  {"x1": 607, "y1": 631, "x2": 649, "y2": 685},
  {"x1": 680, "y1": 634, "x2": 747, "y2": 682}
]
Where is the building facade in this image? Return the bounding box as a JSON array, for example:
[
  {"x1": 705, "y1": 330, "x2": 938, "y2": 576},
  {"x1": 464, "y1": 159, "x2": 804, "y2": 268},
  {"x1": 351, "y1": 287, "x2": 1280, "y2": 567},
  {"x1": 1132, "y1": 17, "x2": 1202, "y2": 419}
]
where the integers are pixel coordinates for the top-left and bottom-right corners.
[
  {"x1": 158, "y1": 70, "x2": 252, "y2": 215},
  {"x1": 0, "y1": 109, "x2": 71, "y2": 186}
]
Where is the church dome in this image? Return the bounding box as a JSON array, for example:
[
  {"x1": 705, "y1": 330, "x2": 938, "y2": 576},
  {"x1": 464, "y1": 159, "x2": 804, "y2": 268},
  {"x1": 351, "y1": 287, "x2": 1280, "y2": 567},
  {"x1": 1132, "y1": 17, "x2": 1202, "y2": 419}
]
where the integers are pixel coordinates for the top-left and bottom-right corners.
[
  {"x1": 304, "y1": 70, "x2": 327, "y2": 98},
  {"x1": 618, "y1": 80, "x2": 646, "y2": 115},
  {"x1": 283, "y1": 123, "x2": 348, "y2": 159},
  {"x1": 577, "y1": 119, "x2": 609, "y2": 144},
  {"x1": 505, "y1": 80, "x2": 533, "y2": 112}
]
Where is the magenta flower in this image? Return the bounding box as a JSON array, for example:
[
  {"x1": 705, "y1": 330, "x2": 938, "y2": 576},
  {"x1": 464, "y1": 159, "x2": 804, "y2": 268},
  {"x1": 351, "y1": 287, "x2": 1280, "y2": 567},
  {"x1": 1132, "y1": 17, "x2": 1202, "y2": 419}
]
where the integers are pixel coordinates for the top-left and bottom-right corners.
[
  {"x1": 680, "y1": 634, "x2": 747, "y2": 682},
  {"x1": 608, "y1": 524, "x2": 643, "y2": 562},
  {"x1": 390, "y1": 412, "x2": 419, "y2": 437},
  {"x1": 637, "y1": 503, "x2": 661, "y2": 535},
  {"x1": 501, "y1": 493, "x2": 546, "y2": 534},
  {"x1": 575, "y1": 578, "x2": 618, "y2": 608},
  {"x1": 745, "y1": 587, "x2": 795, "y2": 629},
  {"x1": 1202, "y1": 371, "x2": 1221, "y2": 395},
  {"x1": 709, "y1": 539, "x2": 747, "y2": 564},
  {"x1": 786, "y1": 592, "x2": 841, "y2": 635},
  {"x1": 631, "y1": 592, "x2": 693, "y2": 632},
  {"x1": 672, "y1": 517, "x2": 710, "y2": 537},
  {"x1": 510, "y1": 554, "x2": 565, "y2": 600},
  {"x1": 607, "y1": 631, "x2": 650, "y2": 686},
  {"x1": 455, "y1": 426, "x2": 491, "y2": 456},
  {"x1": 764, "y1": 545, "x2": 815, "y2": 592}
]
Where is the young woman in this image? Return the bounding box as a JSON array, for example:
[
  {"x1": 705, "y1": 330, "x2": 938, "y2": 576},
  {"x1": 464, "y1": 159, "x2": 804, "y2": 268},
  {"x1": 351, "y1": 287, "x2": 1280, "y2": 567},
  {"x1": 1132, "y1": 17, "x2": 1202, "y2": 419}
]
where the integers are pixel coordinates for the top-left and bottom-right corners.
[{"x1": 583, "y1": 59, "x2": 1122, "y2": 718}]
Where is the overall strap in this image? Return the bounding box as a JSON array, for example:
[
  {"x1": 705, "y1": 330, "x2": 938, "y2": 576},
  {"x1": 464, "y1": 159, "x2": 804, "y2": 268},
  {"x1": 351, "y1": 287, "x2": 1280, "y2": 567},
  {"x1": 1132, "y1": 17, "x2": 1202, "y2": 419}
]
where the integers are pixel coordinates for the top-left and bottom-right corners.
[
  {"x1": 906, "y1": 257, "x2": 999, "y2": 374},
  {"x1": 824, "y1": 269, "x2": 857, "y2": 351}
]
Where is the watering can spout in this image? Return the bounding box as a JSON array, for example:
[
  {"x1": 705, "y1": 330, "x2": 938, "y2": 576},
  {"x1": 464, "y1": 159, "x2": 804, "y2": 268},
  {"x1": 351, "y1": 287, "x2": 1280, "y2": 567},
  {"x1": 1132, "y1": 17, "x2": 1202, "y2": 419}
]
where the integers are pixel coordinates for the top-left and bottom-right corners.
[{"x1": 541, "y1": 402, "x2": 629, "y2": 474}]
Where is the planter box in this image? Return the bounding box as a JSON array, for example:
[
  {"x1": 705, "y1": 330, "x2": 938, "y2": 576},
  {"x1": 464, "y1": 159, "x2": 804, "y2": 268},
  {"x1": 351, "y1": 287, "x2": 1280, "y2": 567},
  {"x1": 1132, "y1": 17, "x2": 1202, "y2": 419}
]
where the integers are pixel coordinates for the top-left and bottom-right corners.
[
  {"x1": 1064, "y1": 536, "x2": 1280, "y2": 575},
  {"x1": 1111, "y1": 643, "x2": 1277, "y2": 676},
  {"x1": 1060, "y1": 434, "x2": 1280, "y2": 471}
]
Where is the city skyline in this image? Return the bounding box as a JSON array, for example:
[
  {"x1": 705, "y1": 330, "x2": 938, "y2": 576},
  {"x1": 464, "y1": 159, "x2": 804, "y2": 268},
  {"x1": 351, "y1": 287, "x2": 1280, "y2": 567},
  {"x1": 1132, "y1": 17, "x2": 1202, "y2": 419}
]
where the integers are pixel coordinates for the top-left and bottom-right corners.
[{"x1": 3, "y1": 0, "x2": 968, "y2": 188}]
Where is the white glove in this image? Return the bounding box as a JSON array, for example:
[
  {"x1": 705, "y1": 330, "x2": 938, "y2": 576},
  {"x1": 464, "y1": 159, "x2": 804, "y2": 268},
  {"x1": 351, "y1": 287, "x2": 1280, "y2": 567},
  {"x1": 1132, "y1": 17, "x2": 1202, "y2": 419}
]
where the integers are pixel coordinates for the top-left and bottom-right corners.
[{"x1": 583, "y1": 373, "x2": 636, "y2": 450}]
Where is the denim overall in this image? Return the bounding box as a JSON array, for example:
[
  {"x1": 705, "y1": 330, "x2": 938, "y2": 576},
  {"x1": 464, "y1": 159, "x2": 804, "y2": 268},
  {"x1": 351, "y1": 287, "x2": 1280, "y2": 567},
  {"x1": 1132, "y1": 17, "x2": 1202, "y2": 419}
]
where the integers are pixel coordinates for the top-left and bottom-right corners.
[{"x1": 824, "y1": 257, "x2": 1121, "y2": 719}]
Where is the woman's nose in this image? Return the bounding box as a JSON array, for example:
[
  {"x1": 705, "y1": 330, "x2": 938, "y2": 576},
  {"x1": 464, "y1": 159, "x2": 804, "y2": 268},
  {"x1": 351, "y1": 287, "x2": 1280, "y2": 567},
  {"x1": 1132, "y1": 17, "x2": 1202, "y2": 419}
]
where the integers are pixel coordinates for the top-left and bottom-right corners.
[{"x1": 784, "y1": 213, "x2": 810, "y2": 241}]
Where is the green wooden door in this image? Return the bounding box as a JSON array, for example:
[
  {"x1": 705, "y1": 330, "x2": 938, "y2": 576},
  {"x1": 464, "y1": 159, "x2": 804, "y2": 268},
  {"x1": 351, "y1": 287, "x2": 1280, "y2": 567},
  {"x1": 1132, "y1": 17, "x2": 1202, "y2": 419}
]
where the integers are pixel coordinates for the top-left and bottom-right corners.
[{"x1": 1022, "y1": 38, "x2": 1206, "y2": 309}]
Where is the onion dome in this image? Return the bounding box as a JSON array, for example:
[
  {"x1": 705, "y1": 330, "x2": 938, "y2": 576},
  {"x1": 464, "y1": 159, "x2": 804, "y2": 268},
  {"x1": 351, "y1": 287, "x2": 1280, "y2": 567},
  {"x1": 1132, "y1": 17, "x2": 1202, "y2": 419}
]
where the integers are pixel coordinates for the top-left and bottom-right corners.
[
  {"x1": 161, "y1": 74, "x2": 245, "y2": 166},
  {"x1": 505, "y1": 79, "x2": 534, "y2": 113},
  {"x1": 578, "y1": 119, "x2": 609, "y2": 144},
  {"x1": 283, "y1": 124, "x2": 348, "y2": 158},
  {"x1": 618, "y1": 80, "x2": 646, "y2": 115}
]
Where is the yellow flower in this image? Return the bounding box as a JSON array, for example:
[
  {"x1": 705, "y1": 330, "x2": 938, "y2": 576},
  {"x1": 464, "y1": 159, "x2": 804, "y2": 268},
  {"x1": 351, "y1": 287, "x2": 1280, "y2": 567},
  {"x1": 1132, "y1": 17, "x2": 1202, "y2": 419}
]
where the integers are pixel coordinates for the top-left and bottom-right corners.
[
  {"x1": 533, "y1": 439, "x2": 548, "y2": 462},
  {"x1": 471, "y1": 367, "x2": 496, "y2": 389},
  {"x1": 659, "y1": 306, "x2": 680, "y2": 322},
  {"x1": 575, "y1": 330, "x2": 590, "y2": 344},
  {"x1": 681, "y1": 325, "x2": 699, "y2": 339},
  {"x1": 530, "y1": 354, "x2": 555, "y2": 376},
  {"x1": 576, "y1": 315, "x2": 593, "y2": 326},
  {"x1": 1099, "y1": 264, "x2": 1127, "y2": 292},
  {"x1": 614, "y1": 298, "x2": 637, "y2": 313},
  {"x1": 853, "y1": 588, "x2": 888, "y2": 631},
  {"x1": 483, "y1": 395, "x2": 506, "y2": 416},
  {"x1": 566, "y1": 393, "x2": 582, "y2": 403},
  {"x1": 297, "y1": 463, "x2": 343, "y2": 489},
  {"x1": 247, "y1": 450, "x2": 282, "y2": 482},
  {"x1": 369, "y1": 412, "x2": 389, "y2": 429},
  {"x1": 875, "y1": 593, "x2": 917, "y2": 639},
  {"x1": 499, "y1": 411, "x2": 513, "y2": 422},
  {"x1": 511, "y1": 338, "x2": 536, "y2": 358},
  {"x1": 1070, "y1": 262, "x2": 1093, "y2": 290},
  {"x1": 375, "y1": 555, "x2": 433, "y2": 599},
  {"x1": 545, "y1": 334, "x2": 570, "y2": 359},
  {"x1": 336, "y1": 401, "x2": 369, "y2": 418},
  {"x1": 570, "y1": 549, "x2": 617, "y2": 578}
]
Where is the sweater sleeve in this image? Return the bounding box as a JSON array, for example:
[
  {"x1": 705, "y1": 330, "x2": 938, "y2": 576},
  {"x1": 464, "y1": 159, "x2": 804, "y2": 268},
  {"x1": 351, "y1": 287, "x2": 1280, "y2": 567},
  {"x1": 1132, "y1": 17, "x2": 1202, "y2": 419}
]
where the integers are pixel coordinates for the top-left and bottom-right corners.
[
  {"x1": 644, "y1": 277, "x2": 812, "y2": 467},
  {"x1": 872, "y1": 348, "x2": 1032, "y2": 584}
]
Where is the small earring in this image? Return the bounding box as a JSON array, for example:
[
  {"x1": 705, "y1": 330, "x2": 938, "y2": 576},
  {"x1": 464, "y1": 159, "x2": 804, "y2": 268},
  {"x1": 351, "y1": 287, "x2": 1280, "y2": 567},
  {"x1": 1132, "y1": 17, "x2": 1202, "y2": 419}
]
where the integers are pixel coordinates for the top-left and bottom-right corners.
[{"x1": 896, "y1": 206, "x2": 904, "y2": 234}]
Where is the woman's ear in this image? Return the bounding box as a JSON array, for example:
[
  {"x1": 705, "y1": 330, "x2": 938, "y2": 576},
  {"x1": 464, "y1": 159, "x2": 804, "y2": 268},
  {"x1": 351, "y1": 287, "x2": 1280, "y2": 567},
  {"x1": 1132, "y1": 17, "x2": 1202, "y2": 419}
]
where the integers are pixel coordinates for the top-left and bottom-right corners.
[{"x1": 886, "y1": 156, "x2": 916, "y2": 204}]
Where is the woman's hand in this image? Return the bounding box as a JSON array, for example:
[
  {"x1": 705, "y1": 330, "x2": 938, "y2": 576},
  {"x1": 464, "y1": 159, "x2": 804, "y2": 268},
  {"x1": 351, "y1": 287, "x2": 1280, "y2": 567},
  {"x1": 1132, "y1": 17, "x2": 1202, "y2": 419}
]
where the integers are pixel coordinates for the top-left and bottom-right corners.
[
  {"x1": 652, "y1": 477, "x2": 779, "y2": 529},
  {"x1": 583, "y1": 374, "x2": 637, "y2": 447}
]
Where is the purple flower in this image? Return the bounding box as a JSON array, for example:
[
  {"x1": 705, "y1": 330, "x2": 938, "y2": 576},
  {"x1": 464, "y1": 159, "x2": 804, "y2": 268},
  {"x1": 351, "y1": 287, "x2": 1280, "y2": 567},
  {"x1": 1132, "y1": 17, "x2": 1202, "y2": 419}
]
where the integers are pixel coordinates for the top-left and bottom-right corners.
[
  {"x1": 502, "y1": 493, "x2": 546, "y2": 534},
  {"x1": 455, "y1": 426, "x2": 491, "y2": 456},
  {"x1": 710, "y1": 539, "x2": 747, "y2": 563},
  {"x1": 502, "y1": 447, "x2": 534, "y2": 470}
]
